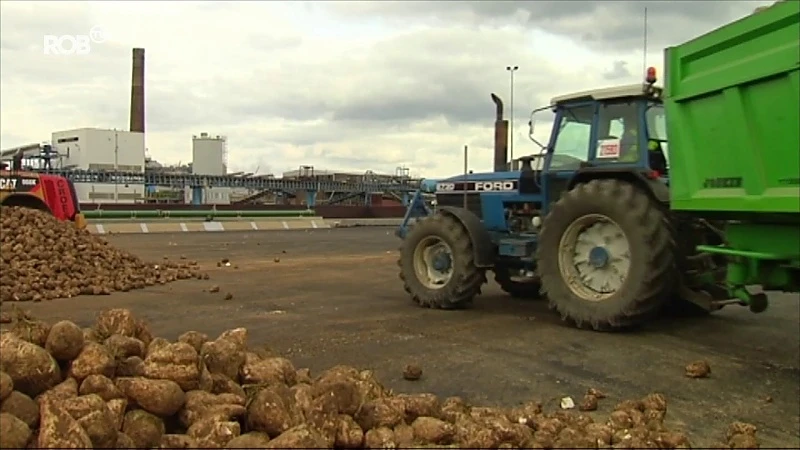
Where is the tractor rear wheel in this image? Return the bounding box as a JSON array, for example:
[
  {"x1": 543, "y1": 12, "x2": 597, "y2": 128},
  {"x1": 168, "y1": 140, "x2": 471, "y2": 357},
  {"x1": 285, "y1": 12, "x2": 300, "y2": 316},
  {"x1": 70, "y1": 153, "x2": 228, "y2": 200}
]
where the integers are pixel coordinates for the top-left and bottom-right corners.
[
  {"x1": 398, "y1": 213, "x2": 485, "y2": 309},
  {"x1": 494, "y1": 268, "x2": 542, "y2": 300},
  {"x1": 537, "y1": 179, "x2": 675, "y2": 331}
]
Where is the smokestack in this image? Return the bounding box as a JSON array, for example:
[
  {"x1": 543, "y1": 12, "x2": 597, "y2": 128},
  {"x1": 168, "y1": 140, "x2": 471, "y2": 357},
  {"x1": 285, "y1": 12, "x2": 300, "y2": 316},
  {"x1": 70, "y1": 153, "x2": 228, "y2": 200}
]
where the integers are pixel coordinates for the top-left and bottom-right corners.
[
  {"x1": 129, "y1": 48, "x2": 145, "y2": 133},
  {"x1": 490, "y1": 93, "x2": 509, "y2": 172}
]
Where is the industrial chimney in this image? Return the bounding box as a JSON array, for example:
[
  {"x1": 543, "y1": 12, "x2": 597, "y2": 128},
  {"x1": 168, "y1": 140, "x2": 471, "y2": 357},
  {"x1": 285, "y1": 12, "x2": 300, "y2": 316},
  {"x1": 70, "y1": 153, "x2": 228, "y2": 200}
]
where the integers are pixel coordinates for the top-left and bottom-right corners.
[{"x1": 129, "y1": 48, "x2": 145, "y2": 133}]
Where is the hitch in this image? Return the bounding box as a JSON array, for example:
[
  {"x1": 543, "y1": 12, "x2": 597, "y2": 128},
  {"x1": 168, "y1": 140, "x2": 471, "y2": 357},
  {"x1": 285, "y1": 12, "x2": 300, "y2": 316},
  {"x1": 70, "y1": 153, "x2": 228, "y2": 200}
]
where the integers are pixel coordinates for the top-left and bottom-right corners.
[
  {"x1": 396, "y1": 190, "x2": 431, "y2": 239},
  {"x1": 730, "y1": 288, "x2": 769, "y2": 313},
  {"x1": 679, "y1": 279, "x2": 769, "y2": 314}
]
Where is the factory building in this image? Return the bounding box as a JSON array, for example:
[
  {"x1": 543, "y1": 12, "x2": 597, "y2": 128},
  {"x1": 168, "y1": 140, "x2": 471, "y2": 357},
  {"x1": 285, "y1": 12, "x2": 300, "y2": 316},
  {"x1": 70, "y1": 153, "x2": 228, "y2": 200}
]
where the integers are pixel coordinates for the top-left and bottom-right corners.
[
  {"x1": 187, "y1": 132, "x2": 232, "y2": 205},
  {"x1": 2, "y1": 48, "x2": 412, "y2": 209},
  {"x1": 191, "y1": 133, "x2": 227, "y2": 176},
  {"x1": 3, "y1": 48, "x2": 413, "y2": 208},
  {"x1": 51, "y1": 128, "x2": 145, "y2": 204}
]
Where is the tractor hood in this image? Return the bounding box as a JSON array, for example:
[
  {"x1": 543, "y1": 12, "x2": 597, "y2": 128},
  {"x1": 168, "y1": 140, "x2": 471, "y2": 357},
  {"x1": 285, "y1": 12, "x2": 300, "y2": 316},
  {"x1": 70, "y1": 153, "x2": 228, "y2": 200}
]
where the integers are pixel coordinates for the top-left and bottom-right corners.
[
  {"x1": 440, "y1": 171, "x2": 521, "y2": 182},
  {"x1": 420, "y1": 171, "x2": 523, "y2": 193}
]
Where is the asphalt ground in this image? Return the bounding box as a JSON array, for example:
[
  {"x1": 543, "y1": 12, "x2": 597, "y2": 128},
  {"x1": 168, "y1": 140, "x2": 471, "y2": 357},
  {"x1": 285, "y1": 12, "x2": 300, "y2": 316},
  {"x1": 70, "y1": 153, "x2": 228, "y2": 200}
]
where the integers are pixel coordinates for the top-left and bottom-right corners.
[{"x1": 12, "y1": 228, "x2": 800, "y2": 447}]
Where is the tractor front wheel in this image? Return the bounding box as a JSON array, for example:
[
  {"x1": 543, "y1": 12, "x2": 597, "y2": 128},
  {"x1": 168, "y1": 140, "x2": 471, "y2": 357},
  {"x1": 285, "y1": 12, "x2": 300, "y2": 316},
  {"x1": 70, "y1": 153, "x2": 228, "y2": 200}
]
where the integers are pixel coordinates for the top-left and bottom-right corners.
[
  {"x1": 537, "y1": 179, "x2": 675, "y2": 331},
  {"x1": 398, "y1": 213, "x2": 485, "y2": 309}
]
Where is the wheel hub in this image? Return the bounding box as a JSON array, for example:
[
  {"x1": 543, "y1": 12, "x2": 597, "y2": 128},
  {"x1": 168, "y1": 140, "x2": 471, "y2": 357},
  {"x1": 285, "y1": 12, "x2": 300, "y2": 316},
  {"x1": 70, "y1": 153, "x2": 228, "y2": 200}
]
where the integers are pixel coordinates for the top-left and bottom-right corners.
[
  {"x1": 432, "y1": 252, "x2": 451, "y2": 271},
  {"x1": 588, "y1": 246, "x2": 610, "y2": 268},
  {"x1": 558, "y1": 215, "x2": 631, "y2": 300},
  {"x1": 413, "y1": 236, "x2": 455, "y2": 289}
]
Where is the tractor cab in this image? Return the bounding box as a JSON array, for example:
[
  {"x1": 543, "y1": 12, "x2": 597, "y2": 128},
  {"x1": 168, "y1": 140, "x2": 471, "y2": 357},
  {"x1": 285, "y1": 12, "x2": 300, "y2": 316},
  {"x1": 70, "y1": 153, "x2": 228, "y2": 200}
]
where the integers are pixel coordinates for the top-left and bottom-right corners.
[{"x1": 530, "y1": 67, "x2": 668, "y2": 179}]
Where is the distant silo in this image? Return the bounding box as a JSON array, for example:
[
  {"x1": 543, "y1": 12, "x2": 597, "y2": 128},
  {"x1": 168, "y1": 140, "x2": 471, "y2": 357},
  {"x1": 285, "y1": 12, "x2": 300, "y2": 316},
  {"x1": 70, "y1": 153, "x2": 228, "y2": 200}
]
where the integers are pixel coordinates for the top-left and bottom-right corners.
[{"x1": 191, "y1": 132, "x2": 227, "y2": 176}]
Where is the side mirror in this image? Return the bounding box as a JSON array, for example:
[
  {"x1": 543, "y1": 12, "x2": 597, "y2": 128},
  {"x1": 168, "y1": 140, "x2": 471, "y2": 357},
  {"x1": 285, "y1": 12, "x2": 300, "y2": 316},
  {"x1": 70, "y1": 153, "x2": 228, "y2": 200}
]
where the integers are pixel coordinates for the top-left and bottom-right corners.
[{"x1": 527, "y1": 110, "x2": 546, "y2": 151}]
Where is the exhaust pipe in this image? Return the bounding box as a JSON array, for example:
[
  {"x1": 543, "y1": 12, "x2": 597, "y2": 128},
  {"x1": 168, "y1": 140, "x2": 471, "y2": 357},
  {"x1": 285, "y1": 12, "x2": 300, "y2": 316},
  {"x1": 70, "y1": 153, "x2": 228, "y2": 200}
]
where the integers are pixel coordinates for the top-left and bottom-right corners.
[
  {"x1": 491, "y1": 93, "x2": 509, "y2": 172},
  {"x1": 129, "y1": 48, "x2": 145, "y2": 133}
]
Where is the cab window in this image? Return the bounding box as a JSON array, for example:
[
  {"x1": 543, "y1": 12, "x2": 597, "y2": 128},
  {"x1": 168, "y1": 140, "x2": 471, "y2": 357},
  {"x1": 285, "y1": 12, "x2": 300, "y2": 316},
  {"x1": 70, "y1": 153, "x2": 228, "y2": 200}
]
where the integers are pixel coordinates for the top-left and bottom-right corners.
[
  {"x1": 550, "y1": 104, "x2": 593, "y2": 170},
  {"x1": 597, "y1": 102, "x2": 640, "y2": 162},
  {"x1": 646, "y1": 103, "x2": 669, "y2": 166}
]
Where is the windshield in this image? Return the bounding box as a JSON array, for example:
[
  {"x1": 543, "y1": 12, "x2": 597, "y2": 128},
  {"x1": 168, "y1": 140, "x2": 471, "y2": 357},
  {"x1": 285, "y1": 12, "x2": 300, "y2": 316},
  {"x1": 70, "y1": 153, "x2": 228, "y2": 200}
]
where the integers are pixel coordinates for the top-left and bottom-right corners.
[
  {"x1": 646, "y1": 104, "x2": 667, "y2": 141},
  {"x1": 549, "y1": 105, "x2": 593, "y2": 170}
]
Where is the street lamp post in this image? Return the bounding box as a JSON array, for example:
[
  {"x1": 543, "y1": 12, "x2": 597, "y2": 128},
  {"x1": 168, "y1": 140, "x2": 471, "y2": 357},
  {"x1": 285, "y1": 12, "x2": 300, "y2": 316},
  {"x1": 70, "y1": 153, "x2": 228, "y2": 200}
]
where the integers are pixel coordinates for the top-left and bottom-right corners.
[
  {"x1": 506, "y1": 65, "x2": 518, "y2": 168},
  {"x1": 114, "y1": 129, "x2": 119, "y2": 204}
]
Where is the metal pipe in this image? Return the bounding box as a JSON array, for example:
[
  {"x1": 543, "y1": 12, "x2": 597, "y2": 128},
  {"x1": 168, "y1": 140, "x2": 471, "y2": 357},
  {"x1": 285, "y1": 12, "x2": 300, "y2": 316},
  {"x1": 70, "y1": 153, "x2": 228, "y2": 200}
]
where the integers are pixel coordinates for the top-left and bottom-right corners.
[
  {"x1": 463, "y1": 145, "x2": 468, "y2": 209},
  {"x1": 506, "y1": 65, "x2": 519, "y2": 164},
  {"x1": 491, "y1": 93, "x2": 509, "y2": 172},
  {"x1": 114, "y1": 130, "x2": 119, "y2": 203},
  {"x1": 491, "y1": 93, "x2": 504, "y2": 120}
]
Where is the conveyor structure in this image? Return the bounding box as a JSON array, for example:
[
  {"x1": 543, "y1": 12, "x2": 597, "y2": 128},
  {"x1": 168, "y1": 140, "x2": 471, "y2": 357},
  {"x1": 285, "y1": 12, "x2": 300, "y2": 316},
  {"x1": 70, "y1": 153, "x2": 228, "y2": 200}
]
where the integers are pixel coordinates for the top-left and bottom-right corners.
[{"x1": 41, "y1": 169, "x2": 420, "y2": 207}]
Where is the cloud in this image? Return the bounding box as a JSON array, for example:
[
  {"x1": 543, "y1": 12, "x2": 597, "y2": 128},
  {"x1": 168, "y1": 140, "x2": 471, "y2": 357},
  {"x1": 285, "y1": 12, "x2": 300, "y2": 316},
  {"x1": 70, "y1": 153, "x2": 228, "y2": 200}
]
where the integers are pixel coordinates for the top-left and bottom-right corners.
[
  {"x1": 220, "y1": 26, "x2": 571, "y2": 128},
  {"x1": 603, "y1": 61, "x2": 632, "y2": 81},
  {"x1": 321, "y1": 1, "x2": 773, "y2": 52},
  {"x1": 0, "y1": 1, "x2": 774, "y2": 179}
]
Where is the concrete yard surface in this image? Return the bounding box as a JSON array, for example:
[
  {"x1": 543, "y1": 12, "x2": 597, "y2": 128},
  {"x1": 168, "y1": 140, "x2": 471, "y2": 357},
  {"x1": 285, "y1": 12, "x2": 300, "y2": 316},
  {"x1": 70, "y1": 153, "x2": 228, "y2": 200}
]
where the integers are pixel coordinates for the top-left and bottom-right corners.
[{"x1": 12, "y1": 228, "x2": 800, "y2": 448}]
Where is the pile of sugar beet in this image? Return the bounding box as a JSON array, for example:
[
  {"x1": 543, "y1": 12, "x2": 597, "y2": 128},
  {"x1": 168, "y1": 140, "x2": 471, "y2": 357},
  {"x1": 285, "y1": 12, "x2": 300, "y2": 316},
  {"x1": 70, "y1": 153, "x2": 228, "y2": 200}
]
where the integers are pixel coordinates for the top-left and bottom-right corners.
[
  {"x1": 0, "y1": 206, "x2": 206, "y2": 304},
  {"x1": 0, "y1": 309, "x2": 761, "y2": 449}
]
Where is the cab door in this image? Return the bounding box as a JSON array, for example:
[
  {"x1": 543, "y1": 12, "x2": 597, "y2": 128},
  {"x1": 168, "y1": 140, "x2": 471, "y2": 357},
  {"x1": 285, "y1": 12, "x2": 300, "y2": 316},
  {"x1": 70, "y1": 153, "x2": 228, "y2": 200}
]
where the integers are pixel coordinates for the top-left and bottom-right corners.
[{"x1": 542, "y1": 102, "x2": 596, "y2": 213}]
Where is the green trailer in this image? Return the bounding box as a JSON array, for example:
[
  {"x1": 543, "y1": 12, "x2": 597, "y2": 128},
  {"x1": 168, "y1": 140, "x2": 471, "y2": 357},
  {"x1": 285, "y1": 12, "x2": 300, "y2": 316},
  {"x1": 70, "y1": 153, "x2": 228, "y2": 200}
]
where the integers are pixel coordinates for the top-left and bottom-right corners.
[{"x1": 665, "y1": 0, "x2": 800, "y2": 309}]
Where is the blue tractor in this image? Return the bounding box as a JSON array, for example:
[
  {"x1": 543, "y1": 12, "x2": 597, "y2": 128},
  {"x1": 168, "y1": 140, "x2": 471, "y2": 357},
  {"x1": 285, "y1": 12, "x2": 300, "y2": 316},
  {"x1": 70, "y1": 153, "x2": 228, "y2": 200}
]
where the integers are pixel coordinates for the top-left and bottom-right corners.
[{"x1": 395, "y1": 70, "x2": 725, "y2": 331}]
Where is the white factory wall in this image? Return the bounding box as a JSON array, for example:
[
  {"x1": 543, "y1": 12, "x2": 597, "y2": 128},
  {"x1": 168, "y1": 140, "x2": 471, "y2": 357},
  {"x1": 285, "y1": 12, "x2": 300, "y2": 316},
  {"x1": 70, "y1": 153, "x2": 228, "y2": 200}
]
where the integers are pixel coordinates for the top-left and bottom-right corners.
[
  {"x1": 74, "y1": 182, "x2": 146, "y2": 204},
  {"x1": 182, "y1": 186, "x2": 232, "y2": 205},
  {"x1": 52, "y1": 128, "x2": 145, "y2": 172},
  {"x1": 192, "y1": 133, "x2": 226, "y2": 176}
]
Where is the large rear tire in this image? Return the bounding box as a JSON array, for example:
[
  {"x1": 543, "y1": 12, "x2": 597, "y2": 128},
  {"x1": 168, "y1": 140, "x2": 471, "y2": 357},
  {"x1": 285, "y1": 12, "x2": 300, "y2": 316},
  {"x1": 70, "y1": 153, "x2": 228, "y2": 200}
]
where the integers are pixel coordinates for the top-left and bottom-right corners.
[
  {"x1": 398, "y1": 213, "x2": 486, "y2": 309},
  {"x1": 494, "y1": 268, "x2": 542, "y2": 300},
  {"x1": 537, "y1": 179, "x2": 675, "y2": 331}
]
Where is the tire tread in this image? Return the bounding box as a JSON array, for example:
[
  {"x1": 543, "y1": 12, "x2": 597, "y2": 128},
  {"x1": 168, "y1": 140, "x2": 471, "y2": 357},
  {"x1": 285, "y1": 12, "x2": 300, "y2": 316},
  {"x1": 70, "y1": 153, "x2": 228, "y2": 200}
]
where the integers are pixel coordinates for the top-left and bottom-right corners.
[
  {"x1": 398, "y1": 213, "x2": 485, "y2": 309},
  {"x1": 537, "y1": 179, "x2": 676, "y2": 330}
]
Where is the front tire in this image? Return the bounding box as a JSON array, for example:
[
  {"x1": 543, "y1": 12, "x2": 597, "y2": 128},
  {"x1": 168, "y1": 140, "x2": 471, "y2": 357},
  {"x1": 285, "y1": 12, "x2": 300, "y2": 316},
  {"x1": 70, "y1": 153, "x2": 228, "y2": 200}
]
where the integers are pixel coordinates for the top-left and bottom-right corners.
[
  {"x1": 398, "y1": 213, "x2": 486, "y2": 309},
  {"x1": 537, "y1": 179, "x2": 675, "y2": 331}
]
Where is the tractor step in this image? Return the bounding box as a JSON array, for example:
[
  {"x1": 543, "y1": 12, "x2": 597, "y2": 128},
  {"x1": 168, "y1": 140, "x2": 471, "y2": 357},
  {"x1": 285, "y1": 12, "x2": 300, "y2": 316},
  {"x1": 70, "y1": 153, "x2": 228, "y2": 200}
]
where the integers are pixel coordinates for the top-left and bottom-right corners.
[{"x1": 497, "y1": 238, "x2": 537, "y2": 257}]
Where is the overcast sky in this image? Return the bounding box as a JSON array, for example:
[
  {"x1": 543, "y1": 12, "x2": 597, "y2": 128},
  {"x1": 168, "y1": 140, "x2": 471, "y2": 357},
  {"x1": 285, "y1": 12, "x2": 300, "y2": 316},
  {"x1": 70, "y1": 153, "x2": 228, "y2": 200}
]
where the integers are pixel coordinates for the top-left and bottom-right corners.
[{"x1": 0, "y1": 1, "x2": 771, "y2": 178}]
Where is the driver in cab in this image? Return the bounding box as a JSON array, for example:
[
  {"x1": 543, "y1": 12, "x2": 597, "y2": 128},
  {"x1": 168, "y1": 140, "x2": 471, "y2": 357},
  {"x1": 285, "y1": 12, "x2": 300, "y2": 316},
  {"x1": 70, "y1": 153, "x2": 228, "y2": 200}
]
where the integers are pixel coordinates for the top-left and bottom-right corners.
[
  {"x1": 618, "y1": 113, "x2": 665, "y2": 171},
  {"x1": 618, "y1": 114, "x2": 640, "y2": 163}
]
